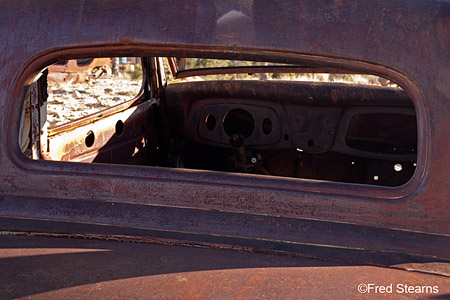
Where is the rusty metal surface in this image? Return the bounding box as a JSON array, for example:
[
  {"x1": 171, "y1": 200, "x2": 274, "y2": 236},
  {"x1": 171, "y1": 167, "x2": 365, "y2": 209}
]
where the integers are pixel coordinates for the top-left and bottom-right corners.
[
  {"x1": 174, "y1": 65, "x2": 359, "y2": 79},
  {"x1": 0, "y1": 0, "x2": 449, "y2": 297},
  {"x1": 1, "y1": 198, "x2": 449, "y2": 263},
  {"x1": 165, "y1": 80, "x2": 415, "y2": 157},
  {"x1": 29, "y1": 81, "x2": 40, "y2": 159},
  {"x1": 47, "y1": 58, "x2": 111, "y2": 83},
  {"x1": 1, "y1": 235, "x2": 449, "y2": 300},
  {"x1": 43, "y1": 100, "x2": 157, "y2": 163},
  {"x1": 165, "y1": 80, "x2": 413, "y2": 106}
]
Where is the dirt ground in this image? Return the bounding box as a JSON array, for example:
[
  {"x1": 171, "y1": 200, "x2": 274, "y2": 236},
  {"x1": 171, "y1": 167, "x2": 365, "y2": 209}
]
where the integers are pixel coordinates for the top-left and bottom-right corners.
[{"x1": 46, "y1": 75, "x2": 142, "y2": 128}]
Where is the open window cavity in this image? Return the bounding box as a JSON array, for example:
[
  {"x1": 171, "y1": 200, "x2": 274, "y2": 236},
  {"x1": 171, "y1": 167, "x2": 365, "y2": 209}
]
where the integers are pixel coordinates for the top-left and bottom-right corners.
[{"x1": 19, "y1": 56, "x2": 418, "y2": 187}]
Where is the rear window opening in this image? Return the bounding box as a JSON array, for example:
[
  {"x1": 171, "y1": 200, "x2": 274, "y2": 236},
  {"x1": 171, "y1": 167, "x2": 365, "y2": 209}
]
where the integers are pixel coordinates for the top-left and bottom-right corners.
[{"x1": 19, "y1": 56, "x2": 418, "y2": 187}]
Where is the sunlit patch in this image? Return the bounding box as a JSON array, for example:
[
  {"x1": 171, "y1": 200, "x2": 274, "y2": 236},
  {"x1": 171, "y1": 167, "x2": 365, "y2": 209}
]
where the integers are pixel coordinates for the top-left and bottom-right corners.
[{"x1": 0, "y1": 248, "x2": 109, "y2": 259}]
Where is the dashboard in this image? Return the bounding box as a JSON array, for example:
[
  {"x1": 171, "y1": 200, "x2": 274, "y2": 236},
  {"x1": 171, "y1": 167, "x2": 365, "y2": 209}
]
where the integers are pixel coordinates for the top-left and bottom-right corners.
[{"x1": 166, "y1": 80, "x2": 416, "y2": 162}]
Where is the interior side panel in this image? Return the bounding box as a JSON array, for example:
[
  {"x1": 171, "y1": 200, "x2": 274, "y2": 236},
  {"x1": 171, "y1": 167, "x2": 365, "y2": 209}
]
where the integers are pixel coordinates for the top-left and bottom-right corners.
[{"x1": 43, "y1": 100, "x2": 160, "y2": 166}]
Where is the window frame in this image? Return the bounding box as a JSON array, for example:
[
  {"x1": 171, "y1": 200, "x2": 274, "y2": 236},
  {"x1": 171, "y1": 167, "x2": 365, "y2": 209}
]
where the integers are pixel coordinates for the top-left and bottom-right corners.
[{"x1": 7, "y1": 45, "x2": 428, "y2": 200}]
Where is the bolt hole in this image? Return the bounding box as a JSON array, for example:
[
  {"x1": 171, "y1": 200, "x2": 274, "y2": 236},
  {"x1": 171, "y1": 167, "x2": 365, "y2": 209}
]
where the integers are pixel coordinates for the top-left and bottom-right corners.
[
  {"x1": 85, "y1": 131, "x2": 95, "y2": 148},
  {"x1": 115, "y1": 120, "x2": 124, "y2": 136},
  {"x1": 206, "y1": 114, "x2": 216, "y2": 131},
  {"x1": 262, "y1": 118, "x2": 272, "y2": 135},
  {"x1": 394, "y1": 163, "x2": 402, "y2": 172},
  {"x1": 307, "y1": 140, "x2": 314, "y2": 147},
  {"x1": 284, "y1": 134, "x2": 289, "y2": 141}
]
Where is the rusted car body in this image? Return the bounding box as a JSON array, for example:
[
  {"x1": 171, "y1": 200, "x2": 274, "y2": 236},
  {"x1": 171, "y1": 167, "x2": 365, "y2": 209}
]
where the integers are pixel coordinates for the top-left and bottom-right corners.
[
  {"x1": 0, "y1": 0, "x2": 449, "y2": 299},
  {"x1": 46, "y1": 58, "x2": 112, "y2": 83}
]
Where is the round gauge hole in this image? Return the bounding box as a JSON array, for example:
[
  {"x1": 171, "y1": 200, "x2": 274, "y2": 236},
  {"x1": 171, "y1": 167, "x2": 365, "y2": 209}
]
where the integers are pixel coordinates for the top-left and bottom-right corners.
[
  {"x1": 115, "y1": 120, "x2": 124, "y2": 136},
  {"x1": 85, "y1": 130, "x2": 95, "y2": 148},
  {"x1": 307, "y1": 140, "x2": 315, "y2": 147},
  {"x1": 205, "y1": 114, "x2": 216, "y2": 131},
  {"x1": 223, "y1": 108, "x2": 254, "y2": 138},
  {"x1": 262, "y1": 118, "x2": 272, "y2": 135}
]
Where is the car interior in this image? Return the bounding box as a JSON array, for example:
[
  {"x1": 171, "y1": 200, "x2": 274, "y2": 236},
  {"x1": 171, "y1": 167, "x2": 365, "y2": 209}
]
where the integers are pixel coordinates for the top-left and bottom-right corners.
[{"x1": 20, "y1": 56, "x2": 418, "y2": 187}]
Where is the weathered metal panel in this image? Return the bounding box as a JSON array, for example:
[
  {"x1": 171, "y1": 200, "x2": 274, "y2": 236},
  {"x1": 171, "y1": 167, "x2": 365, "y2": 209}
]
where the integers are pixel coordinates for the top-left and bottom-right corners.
[
  {"x1": 1, "y1": 235, "x2": 449, "y2": 300},
  {"x1": 0, "y1": 2, "x2": 449, "y2": 297}
]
